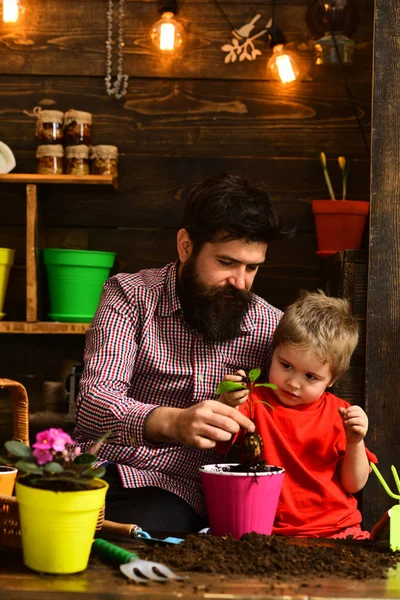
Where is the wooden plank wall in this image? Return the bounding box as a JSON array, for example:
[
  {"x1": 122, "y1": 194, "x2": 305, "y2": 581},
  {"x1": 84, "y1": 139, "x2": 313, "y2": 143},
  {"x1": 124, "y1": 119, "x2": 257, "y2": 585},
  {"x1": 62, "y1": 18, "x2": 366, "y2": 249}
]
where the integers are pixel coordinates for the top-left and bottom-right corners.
[{"x1": 0, "y1": 2, "x2": 372, "y2": 417}]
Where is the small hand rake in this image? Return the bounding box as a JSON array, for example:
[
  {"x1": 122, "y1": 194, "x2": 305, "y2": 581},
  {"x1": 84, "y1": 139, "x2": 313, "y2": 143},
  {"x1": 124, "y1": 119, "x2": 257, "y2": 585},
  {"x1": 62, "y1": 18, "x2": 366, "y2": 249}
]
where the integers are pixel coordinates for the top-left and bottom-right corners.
[{"x1": 92, "y1": 538, "x2": 187, "y2": 584}]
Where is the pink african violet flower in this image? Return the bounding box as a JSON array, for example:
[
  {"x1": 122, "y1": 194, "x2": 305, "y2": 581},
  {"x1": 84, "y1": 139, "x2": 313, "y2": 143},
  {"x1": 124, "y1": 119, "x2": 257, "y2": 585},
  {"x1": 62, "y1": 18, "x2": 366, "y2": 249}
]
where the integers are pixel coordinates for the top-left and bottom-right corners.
[
  {"x1": 32, "y1": 447, "x2": 54, "y2": 465},
  {"x1": 73, "y1": 447, "x2": 82, "y2": 457},
  {"x1": 48, "y1": 428, "x2": 73, "y2": 452},
  {"x1": 33, "y1": 429, "x2": 56, "y2": 450},
  {"x1": 33, "y1": 428, "x2": 73, "y2": 453}
]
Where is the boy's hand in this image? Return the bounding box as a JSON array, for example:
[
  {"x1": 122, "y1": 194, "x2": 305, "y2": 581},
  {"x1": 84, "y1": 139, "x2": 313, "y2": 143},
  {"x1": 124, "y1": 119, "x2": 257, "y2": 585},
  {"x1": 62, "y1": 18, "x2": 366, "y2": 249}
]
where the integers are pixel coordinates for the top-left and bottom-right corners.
[
  {"x1": 338, "y1": 405, "x2": 368, "y2": 444},
  {"x1": 218, "y1": 369, "x2": 249, "y2": 408}
]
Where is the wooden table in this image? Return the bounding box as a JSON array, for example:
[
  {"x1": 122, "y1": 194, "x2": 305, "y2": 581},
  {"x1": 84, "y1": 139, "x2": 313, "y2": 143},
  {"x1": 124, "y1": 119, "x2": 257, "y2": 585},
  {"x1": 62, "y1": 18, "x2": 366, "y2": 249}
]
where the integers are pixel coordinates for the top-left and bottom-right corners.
[{"x1": 1, "y1": 545, "x2": 400, "y2": 600}]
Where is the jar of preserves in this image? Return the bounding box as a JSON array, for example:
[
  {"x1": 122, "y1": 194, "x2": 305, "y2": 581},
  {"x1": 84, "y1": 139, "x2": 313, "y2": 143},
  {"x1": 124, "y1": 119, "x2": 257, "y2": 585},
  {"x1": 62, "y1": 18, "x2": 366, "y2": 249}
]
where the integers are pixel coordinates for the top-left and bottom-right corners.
[
  {"x1": 63, "y1": 109, "x2": 92, "y2": 146},
  {"x1": 35, "y1": 108, "x2": 64, "y2": 144},
  {"x1": 36, "y1": 145, "x2": 64, "y2": 175},
  {"x1": 65, "y1": 144, "x2": 90, "y2": 175},
  {"x1": 90, "y1": 145, "x2": 118, "y2": 179}
]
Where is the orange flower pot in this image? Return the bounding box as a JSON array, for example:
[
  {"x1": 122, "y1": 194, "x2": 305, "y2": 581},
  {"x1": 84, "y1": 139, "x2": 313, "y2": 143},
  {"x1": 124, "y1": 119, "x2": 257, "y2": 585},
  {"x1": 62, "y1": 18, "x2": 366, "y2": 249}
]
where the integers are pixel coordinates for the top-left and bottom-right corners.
[{"x1": 312, "y1": 200, "x2": 370, "y2": 257}]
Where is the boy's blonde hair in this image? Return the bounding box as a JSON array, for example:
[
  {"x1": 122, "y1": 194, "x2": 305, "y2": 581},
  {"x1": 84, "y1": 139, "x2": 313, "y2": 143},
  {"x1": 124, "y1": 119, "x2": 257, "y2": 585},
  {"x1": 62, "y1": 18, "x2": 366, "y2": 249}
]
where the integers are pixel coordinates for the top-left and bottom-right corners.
[{"x1": 271, "y1": 290, "x2": 359, "y2": 382}]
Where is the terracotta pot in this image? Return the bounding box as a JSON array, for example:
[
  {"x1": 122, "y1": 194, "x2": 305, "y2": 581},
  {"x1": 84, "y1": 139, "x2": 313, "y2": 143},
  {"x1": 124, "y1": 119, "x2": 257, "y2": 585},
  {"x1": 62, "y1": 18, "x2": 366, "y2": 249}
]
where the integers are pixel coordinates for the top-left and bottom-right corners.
[{"x1": 312, "y1": 200, "x2": 370, "y2": 257}]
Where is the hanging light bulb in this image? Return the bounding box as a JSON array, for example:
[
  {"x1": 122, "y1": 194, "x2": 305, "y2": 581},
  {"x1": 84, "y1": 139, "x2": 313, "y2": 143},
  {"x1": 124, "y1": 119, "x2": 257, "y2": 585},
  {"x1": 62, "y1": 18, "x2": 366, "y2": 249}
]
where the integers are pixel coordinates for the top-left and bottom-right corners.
[
  {"x1": 265, "y1": 24, "x2": 303, "y2": 84},
  {"x1": 150, "y1": 0, "x2": 184, "y2": 54},
  {"x1": 3, "y1": 0, "x2": 20, "y2": 23},
  {"x1": 266, "y1": 44, "x2": 303, "y2": 83}
]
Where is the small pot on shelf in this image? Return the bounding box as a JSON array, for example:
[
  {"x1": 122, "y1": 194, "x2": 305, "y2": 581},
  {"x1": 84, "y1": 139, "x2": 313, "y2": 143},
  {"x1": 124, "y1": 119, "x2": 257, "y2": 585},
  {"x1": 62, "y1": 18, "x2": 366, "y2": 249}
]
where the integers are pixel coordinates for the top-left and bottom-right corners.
[{"x1": 312, "y1": 199, "x2": 370, "y2": 257}]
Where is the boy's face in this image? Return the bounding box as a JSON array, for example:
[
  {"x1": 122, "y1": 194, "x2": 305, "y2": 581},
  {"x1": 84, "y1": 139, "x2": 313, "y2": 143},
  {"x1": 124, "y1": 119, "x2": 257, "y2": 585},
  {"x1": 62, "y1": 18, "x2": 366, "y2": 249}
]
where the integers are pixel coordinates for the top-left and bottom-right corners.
[{"x1": 269, "y1": 344, "x2": 333, "y2": 407}]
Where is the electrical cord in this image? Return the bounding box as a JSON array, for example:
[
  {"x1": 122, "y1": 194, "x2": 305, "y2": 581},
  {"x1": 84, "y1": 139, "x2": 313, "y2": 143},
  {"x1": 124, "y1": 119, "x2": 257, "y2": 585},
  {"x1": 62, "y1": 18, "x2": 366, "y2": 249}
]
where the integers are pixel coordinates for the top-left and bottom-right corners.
[{"x1": 319, "y1": 0, "x2": 370, "y2": 160}]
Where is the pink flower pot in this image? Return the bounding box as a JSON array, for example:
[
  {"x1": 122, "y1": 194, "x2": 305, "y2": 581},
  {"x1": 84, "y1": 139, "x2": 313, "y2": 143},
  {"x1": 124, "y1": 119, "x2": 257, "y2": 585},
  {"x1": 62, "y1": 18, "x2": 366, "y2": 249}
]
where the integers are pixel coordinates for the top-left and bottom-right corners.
[{"x1": 200, "y1": 463, "x2": 284, "y2": 539}]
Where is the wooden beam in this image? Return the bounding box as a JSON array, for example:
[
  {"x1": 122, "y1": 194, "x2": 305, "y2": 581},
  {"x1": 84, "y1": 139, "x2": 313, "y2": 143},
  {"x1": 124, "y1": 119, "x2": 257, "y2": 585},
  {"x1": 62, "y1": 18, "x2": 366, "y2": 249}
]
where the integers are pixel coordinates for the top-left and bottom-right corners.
[{"x1": 364, "y1": 0, "x2": 400, "y2": 529}]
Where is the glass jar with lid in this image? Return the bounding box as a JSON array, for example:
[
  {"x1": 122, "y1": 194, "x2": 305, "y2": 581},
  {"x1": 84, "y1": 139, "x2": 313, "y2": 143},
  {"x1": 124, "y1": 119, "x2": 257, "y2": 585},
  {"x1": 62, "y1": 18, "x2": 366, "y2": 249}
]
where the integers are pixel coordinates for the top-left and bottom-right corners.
[
  {"x1": 36, "y1": 145, "x2": 64, "y2": 174},
  {"x1": 63, "y1": 109, "x2": 92, "y2": 146},
  {"x1": 34, "y1": 108, "x2": 64, "y2": 144},
  {"x1": 90, "y1": 145, "x2": 118, "y2": 179},
  {"x1": 65, "y1": 145, "x2": 90, "y2": 175}
]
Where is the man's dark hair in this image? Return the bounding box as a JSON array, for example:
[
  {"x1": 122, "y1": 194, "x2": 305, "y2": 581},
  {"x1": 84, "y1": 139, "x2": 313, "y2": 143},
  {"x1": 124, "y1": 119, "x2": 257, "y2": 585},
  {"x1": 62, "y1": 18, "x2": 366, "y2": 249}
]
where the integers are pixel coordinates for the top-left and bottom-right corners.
[{"x1": 182, "y1": 173, "x2": 293, "y2": 253}]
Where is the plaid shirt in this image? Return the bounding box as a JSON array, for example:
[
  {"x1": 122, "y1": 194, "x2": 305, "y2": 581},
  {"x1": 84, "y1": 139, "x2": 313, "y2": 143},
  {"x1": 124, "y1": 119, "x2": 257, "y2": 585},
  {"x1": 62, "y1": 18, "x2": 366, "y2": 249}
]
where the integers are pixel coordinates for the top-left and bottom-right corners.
[{"x1": 74, "y1": 262, "x2": 282, "y2": 517}]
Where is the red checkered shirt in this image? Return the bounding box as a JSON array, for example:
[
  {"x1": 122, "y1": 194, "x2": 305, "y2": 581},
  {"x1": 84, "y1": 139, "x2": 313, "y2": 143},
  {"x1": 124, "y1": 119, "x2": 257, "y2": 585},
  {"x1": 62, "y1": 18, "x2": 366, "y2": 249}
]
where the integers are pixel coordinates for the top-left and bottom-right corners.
[{"x1": 74, "y1": 261, "x2": 282, "y2": 518}]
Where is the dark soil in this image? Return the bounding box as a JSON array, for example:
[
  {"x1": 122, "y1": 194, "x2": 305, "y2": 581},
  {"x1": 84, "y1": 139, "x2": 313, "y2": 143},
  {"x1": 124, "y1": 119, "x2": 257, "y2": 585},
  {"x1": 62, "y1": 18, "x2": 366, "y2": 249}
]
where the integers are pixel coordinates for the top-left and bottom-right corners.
[{"x1": 141, "y1": 532, "x2": 400, "y2": 581}]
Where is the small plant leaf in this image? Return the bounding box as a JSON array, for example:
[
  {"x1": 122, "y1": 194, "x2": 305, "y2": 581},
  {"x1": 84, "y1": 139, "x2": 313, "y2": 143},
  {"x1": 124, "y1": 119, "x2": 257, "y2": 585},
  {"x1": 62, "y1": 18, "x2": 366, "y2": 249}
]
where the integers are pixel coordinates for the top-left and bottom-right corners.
[
  {"x1": 254, "y1": 382, "x2": 277, "y2": 390},
  {"x1": 216, "y1": 381, "x2": 246, "y2": 394},
  {"x1": 255, "y1": 400, "x2": 275, "y2": 410},
  {"x1": 248, "y1": 368, "x2": 261, "y2": 383},
  {"x1": 74, "y1": 452, "x2": 97, "y2": 465},
  {"x1": 43, "y1": 462, "x2": 64, "y2": 473},
  {"x1": 4, "y1": 441, "x2": 32, "y2": 459},
  {"x1": 0, "y1": 456, "x2": 15, "y2": 465},
  {"x1": 15, "y1": 460, "x2": 43, "y2": 474}
]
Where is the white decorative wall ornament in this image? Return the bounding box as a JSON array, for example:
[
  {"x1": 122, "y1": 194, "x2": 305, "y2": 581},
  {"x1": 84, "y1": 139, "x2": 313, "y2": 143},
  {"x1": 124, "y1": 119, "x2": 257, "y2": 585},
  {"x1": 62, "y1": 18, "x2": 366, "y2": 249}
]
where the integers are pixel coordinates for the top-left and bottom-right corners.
[{"x1": 221, "y1": 14, "x2": 267, "y2": 63}]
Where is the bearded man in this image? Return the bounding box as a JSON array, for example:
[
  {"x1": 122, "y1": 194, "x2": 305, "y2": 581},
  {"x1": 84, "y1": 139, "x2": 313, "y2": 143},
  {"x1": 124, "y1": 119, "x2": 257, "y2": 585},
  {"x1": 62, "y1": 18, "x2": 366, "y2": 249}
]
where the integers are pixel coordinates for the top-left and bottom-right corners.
[{"x1": 74, "y1": 173, "x2": 292, "y2": 533}]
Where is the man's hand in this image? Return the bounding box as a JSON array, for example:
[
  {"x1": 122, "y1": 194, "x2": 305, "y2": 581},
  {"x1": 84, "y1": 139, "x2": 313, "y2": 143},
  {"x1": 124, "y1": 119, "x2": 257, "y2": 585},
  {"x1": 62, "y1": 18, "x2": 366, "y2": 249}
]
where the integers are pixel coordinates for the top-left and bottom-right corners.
[
  {"x1": 144, "y1": 400, "x2": 255, "y2": 449},
  {"x1": 218, "y1": 370, "x2": 249, "y2": 408},
  {"x1": 338, "y1": 405, "x2": 368, "y2": 444}
]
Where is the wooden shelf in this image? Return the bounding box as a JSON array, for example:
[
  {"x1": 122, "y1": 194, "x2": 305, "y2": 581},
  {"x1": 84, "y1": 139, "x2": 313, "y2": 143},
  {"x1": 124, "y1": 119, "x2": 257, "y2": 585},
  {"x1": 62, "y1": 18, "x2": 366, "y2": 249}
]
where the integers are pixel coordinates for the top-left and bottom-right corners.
[
  {"x1": 0, "y1": 173, "x2": 116, "y2": 187},
  {"x1": 0, "y1": 174, "x2": 116, "y2": 334},
  {"x1": 0, "y1": 321, "x2": 91, "y2": 334}
]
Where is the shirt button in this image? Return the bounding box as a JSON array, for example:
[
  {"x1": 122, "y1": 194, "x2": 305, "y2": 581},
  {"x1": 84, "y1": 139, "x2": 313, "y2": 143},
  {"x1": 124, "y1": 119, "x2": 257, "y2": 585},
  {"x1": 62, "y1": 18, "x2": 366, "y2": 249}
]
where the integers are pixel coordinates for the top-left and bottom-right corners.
[{"x1": 130, "y1": 436, "x2": 137, "y2": 445}]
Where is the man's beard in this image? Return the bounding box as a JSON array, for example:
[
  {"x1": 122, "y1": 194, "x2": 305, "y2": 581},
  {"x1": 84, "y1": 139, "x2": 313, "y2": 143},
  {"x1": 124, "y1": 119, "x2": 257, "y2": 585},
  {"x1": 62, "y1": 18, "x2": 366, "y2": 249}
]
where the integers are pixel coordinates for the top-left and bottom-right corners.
[{"x1": 177, "y1": 258, "x2": 254, "y2": 343}]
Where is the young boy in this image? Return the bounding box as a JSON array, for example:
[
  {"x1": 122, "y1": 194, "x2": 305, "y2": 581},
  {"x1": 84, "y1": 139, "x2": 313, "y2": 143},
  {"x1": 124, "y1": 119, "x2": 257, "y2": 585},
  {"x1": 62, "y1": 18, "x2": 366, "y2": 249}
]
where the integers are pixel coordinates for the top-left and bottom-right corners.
[{"x1": 217, "y1": 290, "x2": 378, "y2": 539}]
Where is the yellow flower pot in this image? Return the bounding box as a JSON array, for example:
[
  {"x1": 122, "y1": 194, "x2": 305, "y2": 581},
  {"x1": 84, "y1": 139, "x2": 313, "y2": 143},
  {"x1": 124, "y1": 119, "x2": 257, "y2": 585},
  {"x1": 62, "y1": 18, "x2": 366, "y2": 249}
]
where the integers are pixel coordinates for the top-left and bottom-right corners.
[
  {"x1": 16, "y1": 479, "x2": 108, "y2": 574},
  {"x1": 0, "y1": 248, "x2": 15, "y2": 319}
]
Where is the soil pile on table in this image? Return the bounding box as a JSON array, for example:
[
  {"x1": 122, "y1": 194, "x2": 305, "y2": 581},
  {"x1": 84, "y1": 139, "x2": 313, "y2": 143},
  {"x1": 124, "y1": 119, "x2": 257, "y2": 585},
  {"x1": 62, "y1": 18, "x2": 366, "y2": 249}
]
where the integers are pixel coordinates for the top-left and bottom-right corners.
[{"x1": 141, "y1": 533, "x2": 400, "y2": 581}]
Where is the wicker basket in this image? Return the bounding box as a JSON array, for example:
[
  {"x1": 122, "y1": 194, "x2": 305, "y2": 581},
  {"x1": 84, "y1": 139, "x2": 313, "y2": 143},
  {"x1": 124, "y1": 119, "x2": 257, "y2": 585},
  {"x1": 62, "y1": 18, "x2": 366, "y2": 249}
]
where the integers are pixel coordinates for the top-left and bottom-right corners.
[{"x1": 0, "y1": 379, "x2": 104, "y2": 548}]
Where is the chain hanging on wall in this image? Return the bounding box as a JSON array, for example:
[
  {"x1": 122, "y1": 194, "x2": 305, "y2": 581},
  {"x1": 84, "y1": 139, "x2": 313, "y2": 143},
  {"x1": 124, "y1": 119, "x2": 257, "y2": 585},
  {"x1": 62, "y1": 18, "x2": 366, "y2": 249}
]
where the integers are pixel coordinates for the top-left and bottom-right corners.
[{"x1": 105, "y1": 0, "x2": 129, "y2": 99}]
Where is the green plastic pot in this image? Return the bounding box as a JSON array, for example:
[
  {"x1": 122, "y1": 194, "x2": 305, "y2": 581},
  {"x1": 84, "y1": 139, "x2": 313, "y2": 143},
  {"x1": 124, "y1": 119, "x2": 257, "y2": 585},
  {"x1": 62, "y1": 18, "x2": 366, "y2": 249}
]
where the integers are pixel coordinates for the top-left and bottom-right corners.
[{"x1": 43, "y1": 248, "x2": 116, "y2": 323}]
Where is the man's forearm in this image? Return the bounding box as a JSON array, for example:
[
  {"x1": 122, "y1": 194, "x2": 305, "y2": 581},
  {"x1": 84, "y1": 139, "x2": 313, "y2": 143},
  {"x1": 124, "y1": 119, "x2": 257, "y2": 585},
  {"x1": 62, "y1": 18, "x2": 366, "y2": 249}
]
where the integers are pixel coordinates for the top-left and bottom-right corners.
[{"x1": 144, "y1": 406, "x2": 181, "y2": 443}]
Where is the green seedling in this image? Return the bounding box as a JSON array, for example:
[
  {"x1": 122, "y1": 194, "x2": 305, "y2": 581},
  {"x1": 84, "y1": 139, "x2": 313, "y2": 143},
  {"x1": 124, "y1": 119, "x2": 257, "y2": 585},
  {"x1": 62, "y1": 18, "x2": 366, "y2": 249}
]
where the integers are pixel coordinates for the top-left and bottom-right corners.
[
  {"x1": 370, "y1": 462, "x2": 400, "y2": 551},
  {"x1": 216, "y1": 368, "x2": 277, "y2": 465},
  {"x1": 216, "y1": 368, "x2": 276, "y2": 419}
]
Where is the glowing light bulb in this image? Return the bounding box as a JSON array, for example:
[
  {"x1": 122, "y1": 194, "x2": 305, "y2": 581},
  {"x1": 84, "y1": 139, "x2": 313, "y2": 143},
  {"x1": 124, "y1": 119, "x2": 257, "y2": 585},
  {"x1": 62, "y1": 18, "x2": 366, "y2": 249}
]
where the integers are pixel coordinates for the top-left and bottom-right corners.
[
  {"x1": 150, "y1": 11, "x2": 184, "y2": 54},
  {"x1": 266, "y1": 44, "x2": 303, "y2": 84},
  {"x1": 3, "y1": 0, "x2": 19, "y2": 22}
]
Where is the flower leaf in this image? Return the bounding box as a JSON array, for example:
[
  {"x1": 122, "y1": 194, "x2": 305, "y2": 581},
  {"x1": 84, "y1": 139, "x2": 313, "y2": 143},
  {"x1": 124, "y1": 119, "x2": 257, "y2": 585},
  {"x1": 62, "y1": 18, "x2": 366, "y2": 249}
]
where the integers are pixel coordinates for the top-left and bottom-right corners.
[
  {"x1": 216, "y1": 381, "x2": 246, "y2": 394},
  {"x1": 81, "y1": 466, "x2": 106, "y2": 479},
  {"x1": 5, "y1": 441, "x2": 32, "y2": 459},
  {"x1": 74, "y1": 452, "x2": 97, "y2": 465},
  {"x1": 15, "y1": 460, "x2": 43, "y2": 474},
  {"x1": 43, "y1": 461, "x2": 64, "y2": 473},
  {"x1": 248, "y1": 368, "x2": 261, "y2": 383},
  {"x1": 221, "y1": 44, "x2": 233, "y2": 51}
]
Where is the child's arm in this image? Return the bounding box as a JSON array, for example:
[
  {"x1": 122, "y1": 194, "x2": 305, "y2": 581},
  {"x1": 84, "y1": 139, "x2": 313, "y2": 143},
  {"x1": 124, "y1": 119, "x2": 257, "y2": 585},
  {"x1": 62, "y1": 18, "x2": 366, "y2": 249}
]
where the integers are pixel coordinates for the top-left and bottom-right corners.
[
  {"x1": 338, "y1": 405, "x2": 370, "y2": 493},
  {"x1": 217, "y1": 369, "x2": 249, "y2": 408}
]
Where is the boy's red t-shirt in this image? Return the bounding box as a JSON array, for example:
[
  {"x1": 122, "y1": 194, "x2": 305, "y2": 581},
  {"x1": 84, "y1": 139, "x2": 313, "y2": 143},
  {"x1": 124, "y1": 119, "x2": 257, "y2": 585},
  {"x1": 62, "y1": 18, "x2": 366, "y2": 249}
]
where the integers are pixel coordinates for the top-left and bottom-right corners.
[{"x1": 216, "y1": 388, "x2": 378, "y2": 538}]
